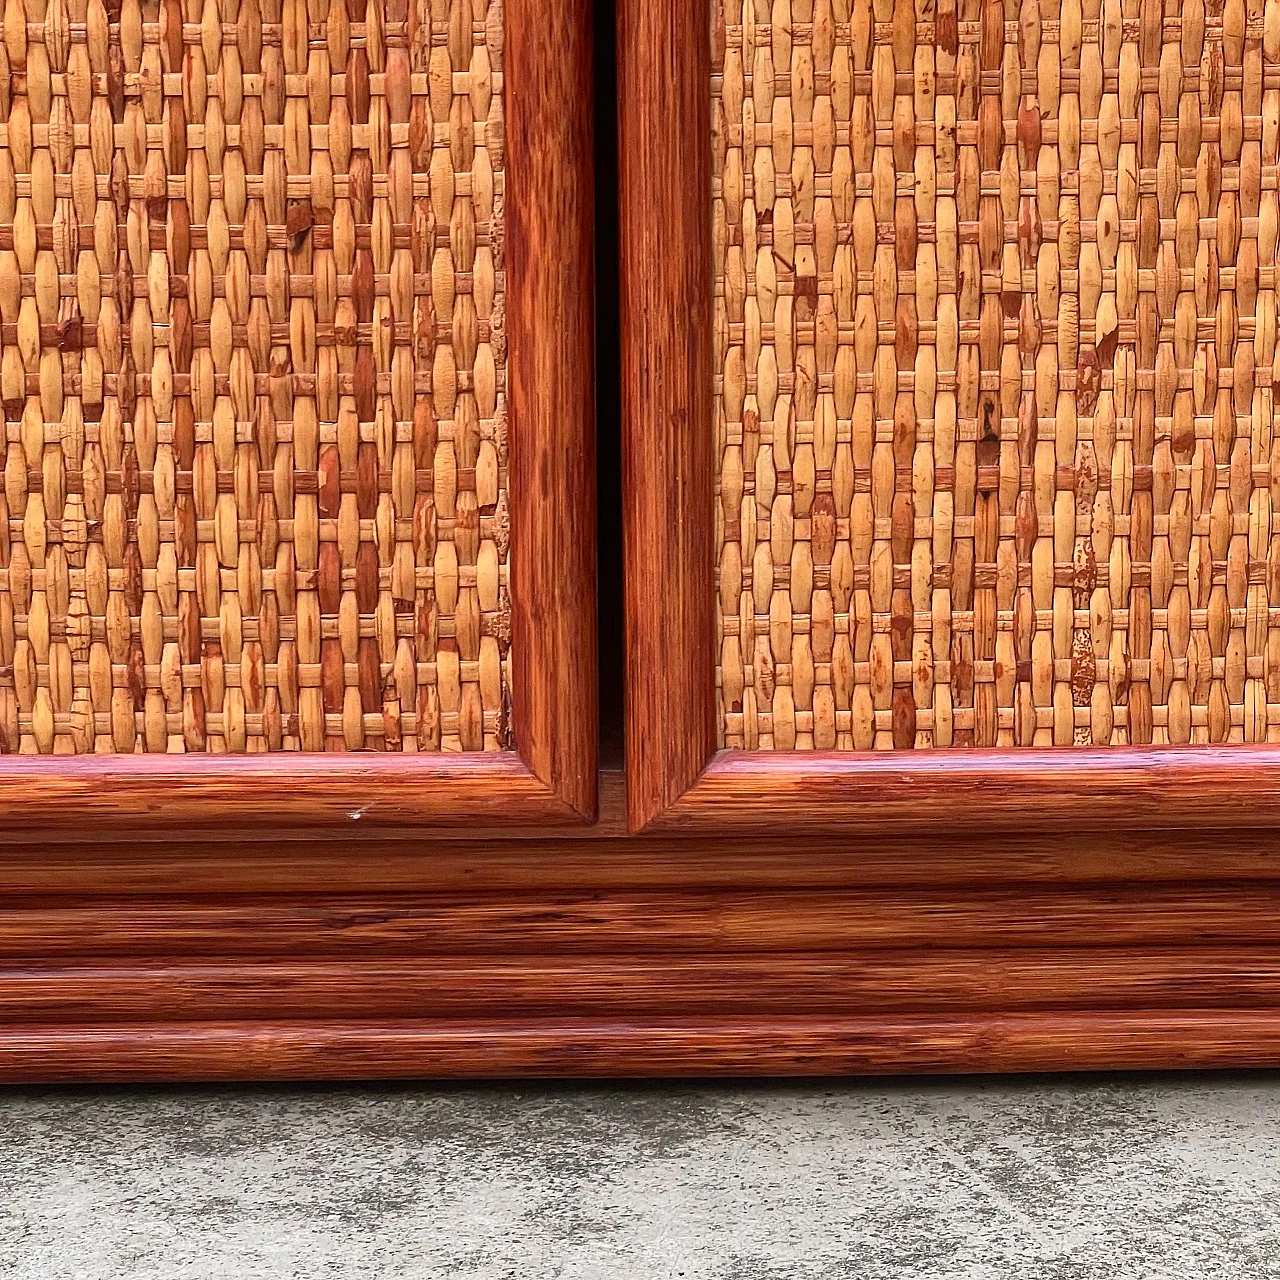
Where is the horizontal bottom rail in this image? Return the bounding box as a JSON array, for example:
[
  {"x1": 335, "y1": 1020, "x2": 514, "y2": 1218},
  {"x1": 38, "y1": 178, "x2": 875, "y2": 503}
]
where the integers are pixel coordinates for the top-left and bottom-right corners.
[
  {"x1": 4, "y1": 771, "x2": 1279, "y2": 1081},
  {"x1": 5, "y1": 949, "x2": 1280, "y2": 1022},
  {"x1": 7, "y1": 885, "x2": 1280, "y2": 955},
  {"x1": 4, "y1": 1012, "x2": 1280, "y2": 1081}
]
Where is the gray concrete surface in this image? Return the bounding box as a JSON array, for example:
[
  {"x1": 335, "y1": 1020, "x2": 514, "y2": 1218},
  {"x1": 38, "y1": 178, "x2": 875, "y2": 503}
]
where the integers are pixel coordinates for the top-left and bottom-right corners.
[{"x1": 2, "y1": 1074, "x2": 1278, "y2": 1278}]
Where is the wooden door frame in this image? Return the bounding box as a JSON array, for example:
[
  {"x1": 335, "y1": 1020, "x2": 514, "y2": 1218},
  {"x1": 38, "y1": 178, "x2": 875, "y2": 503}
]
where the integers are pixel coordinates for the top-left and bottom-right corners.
[
  {"x1": 618, "y1": 0, "x2": 1280, "y2": 835},
  {"x1": 0, "y1": 0, "x2": 597, "y2": 836}
]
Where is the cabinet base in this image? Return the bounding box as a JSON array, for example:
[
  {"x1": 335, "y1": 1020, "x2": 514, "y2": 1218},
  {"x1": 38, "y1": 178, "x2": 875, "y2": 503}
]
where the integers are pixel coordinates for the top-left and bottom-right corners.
[{"x1": 4, "y1": 774, "x2": 1280, "y2": 1080}]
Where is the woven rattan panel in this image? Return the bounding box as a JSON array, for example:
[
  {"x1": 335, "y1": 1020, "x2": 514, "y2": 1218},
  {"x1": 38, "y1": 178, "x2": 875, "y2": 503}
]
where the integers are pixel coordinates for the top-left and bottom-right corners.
[
  {"x1": 713, "y1": 0, "x2": 1280, "y2": 750},
  {"x1": 0, "y1": 0, "x2": 510, "y2": 754}
]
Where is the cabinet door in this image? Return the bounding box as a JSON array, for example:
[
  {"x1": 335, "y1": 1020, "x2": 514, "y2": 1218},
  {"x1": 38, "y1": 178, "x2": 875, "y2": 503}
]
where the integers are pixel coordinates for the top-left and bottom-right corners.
[
  {"x1": 0, "y1": 0, "x2": 596, "y2": 831},
  {"x1": 620, "y1": 0, "x2": 1280, "y2": 833}
]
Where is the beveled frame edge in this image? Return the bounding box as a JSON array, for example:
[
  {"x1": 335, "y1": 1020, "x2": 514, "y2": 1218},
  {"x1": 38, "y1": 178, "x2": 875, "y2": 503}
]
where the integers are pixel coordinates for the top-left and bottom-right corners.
[
  {"x1": 647, "y1": 744, "x2": 1280, "y2": 835},
  {"x1": 619, "y1": 0, "x2": 718, "y2": 831},
  {"x1": 617, "y1": 0, "x2": 1280, "y2": 835},
  {"x1": 507, "y1": 0, "x2": 598, "y2": 821},
  {"x1": 0, "y1": 0, "x2": 597, "y2": 835}
]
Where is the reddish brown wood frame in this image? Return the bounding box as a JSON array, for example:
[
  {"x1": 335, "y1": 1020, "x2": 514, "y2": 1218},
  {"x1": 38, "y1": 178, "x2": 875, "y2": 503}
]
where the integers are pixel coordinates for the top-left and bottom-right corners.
[
  {"x1": 12, "y1": 773, "x2": 1280, "y2": 1081},
  {"x1": 0, "y1": 0, "x2": 598, "y2": 834},
  {"x1": 617, "y1": 0, "x2": 1280, "y2": 836}
]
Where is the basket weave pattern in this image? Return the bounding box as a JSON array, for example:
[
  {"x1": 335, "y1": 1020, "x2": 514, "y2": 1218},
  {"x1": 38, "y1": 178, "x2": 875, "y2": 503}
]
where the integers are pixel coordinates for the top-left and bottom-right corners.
[
  {"x1": 713, "y1": 0, "x2": 1280, "y2": 749},
  {"x1": 0, "y1": 0, "x2": 509, "y2": 754}
]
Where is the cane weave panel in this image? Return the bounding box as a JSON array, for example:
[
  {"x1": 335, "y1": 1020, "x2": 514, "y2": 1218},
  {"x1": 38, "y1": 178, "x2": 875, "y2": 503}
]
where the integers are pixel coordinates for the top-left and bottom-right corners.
[
  {"x1": 0, "y1": 0, "x2": 510, "y2": 754},
  {"x1": 713, "y1": 0, "x2": 1280, "y2": 749}
]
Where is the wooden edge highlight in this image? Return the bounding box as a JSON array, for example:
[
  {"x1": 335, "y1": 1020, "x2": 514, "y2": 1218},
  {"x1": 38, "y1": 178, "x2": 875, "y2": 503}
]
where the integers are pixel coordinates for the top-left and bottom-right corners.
[
  {"x1": 507, "y1": 0, "x2": 599, "y2": 821},
  {"x1": 0, "y1": 753, "x2": 581, "y2": 832},
  {"x1": 640, "y1": 745, "x2": 1280, "y2": 835},
  {"x1": 618, "y1": 0, "x2": 718, "y2": 832},
  {"x1": 4, "y1": 1012, "x2": 1280, "y2": 1080}
]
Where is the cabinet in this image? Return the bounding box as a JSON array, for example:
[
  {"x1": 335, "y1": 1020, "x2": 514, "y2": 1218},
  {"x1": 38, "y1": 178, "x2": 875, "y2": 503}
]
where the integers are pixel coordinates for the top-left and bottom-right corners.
[{"x1": 3, "y1": 0, "x2": 1280, "y2": 1080}]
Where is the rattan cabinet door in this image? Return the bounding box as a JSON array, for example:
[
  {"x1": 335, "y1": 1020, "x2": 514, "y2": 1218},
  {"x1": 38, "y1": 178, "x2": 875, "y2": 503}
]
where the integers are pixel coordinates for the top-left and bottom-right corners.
[
  {"x1": 0, "y1": 0, "x2": 595, "y2": 832},
  {"x1": 621, "y1": 0, "x2": 1280, "y2": 834}
]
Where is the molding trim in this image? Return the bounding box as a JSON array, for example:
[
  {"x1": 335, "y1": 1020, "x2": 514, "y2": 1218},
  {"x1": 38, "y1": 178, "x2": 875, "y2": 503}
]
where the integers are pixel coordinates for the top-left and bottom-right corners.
[
  {"x1": 6, "y1": 773, "x2": 1280, "y2": 1079},
  {"x1": 6, "y1": 1013, "x2": 1280, "y2": 1081}
]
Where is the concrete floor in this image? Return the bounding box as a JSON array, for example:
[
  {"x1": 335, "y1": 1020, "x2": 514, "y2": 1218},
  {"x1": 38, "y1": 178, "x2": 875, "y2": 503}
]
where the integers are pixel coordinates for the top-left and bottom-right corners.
[{"x1": 2, "y1": 1075, "x2": 1278, "y2": 1278}]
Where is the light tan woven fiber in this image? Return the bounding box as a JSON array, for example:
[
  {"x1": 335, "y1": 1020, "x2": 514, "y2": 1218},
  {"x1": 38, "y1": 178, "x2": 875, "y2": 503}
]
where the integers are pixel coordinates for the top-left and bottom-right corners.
[
  {"x1": 713, "y1": 0, "x2": 1280, "y2": 749},
  {"x1": 0, "y1": 0, "x2": 509, "y2": 754}
]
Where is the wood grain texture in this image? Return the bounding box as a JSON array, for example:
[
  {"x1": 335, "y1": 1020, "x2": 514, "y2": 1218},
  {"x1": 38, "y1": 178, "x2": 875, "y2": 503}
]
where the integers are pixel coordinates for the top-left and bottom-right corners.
[
  {"x1": 507, "y1": 0, "x2": 598, "y2": 819},
  {"x1": 8, "y1": 1013, "x2": 1280, "y2": 1081},
  {"x1": 0, "y1": 761, "x2": 631, "y2": 848},
  {"x1": 10, "y1": 823, "x2": 1280, "y2": 894},
  {"x1": 618, "y1": 0, "x2": 717, "y2": 830},
  {"x1": 650, "y1": 745, "x2": 1280, "y2": 834},
  {"x1": 8, "y1": 761, "x2": 1280, "y2": 1076},
  {"x1": 0, "y1": 752, "x2": 580, "y2": 830},
  {"x1": 13, "y1": 949, "x2": 1280, "y2": 1022},
  {"x1": 11, "y1": 885, "x2": 1280, "y2": 955}
]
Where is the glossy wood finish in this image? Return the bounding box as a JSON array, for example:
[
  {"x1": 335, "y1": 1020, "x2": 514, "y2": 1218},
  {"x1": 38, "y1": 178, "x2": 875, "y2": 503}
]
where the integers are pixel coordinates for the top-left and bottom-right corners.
[
  {"x1": 6, "y1": 770, "x2": 1280, "y2": 1076},
  {"x1": 13, "y1": 948, "x2": 1280, "y2": 1021},
  {"x1": 8, "y1": 1013, "x2": 1280, "y2": 1081},
  {"x1": 650, "y1": 746, "x2": 1280, "y2": 835},
  {"x1": 618, "y1": 0, "x2": 716, "y2": 830},
  {"x1": 0, "y1": 754, "x2": 581, "y2": 832},
  {"x1": 0, "y1": 0, "x2": 597, "y2": 832},
  {"x1": 5, "y1": 774, "x2": 1280, "y2": 891},
  {"x1": 9, "y1": 826, "x2": 1280, "y2": 896},
  {"x1": 508, "y1": 0, "x2": 598, "y2": 819},
  {"x1": 13, "y1": 885, "x2": 1280, "y2": 955}
]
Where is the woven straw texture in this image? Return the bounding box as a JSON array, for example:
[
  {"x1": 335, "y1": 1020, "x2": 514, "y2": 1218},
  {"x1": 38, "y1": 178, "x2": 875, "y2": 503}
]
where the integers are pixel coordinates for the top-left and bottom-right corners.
[
  {"x1": 713, "y1": 0, "x2": 1280, "y2": 749},
  {"x1": 0, "y1": 0, "x2": 509, "y2": 754}
]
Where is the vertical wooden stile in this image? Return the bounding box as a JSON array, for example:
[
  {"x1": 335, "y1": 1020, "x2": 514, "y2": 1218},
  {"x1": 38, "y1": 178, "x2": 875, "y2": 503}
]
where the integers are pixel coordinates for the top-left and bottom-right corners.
[
  {"x1": 619, "y1": 0, "x2": 717, "y2": 830},
  {"x1": 508, "y1": 0, "x2": 599, "y2": 819}
]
